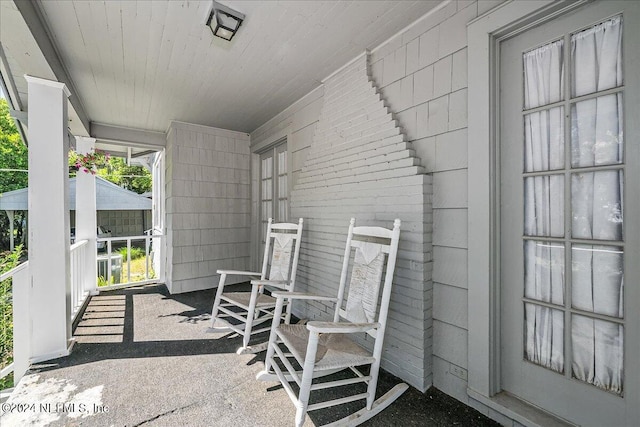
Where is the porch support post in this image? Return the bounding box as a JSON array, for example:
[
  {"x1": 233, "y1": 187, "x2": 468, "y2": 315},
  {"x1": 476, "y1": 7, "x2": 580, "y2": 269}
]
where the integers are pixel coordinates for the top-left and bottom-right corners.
[
  {"x1": 75, "y1": 136, "x2": 98, "y2": 295},
  {"x1": 25, "y1": 75, "x2": 73, "y2": 362}
]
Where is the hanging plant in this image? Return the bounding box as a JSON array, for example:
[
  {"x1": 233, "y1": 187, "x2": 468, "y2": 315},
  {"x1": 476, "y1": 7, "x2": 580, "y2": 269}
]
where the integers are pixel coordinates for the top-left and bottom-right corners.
[{"x1": 69, "y1": 149, "x2": 110, "y2": 175}]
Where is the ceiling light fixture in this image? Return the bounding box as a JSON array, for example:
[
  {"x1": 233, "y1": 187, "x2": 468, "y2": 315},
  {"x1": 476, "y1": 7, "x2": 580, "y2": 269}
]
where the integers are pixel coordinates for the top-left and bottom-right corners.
[{"x1": 206, "y1": 1, "x2": 245, "y2": 41}]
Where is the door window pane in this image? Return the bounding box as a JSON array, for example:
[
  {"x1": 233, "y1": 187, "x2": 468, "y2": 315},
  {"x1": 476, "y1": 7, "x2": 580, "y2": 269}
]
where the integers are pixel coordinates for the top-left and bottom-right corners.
[
  {"x1": 572, "y1": 315, "x2": 623, "y2": 394},
  {"x1": 523, "y1": 39, "x2": 564, "y2": 109},
  {"x1": 571, "y1": 94, "x2": 623, "y2": 168},
  {"x1": 571, "y1": 171, "x2": 623, "y2": 240},
  {"x1": 524, "y1": 175, "x2": 564, "y2": 237},
  {"x1": 261, "y1": 157, "x2": 272, "y2": 179},
  {"x1": 571, "y1": 16, "x2": 623, "y2": 98},
  {"x1": 524, "y1": 241, "x2": 564, "y2": 305},
  {"x1": 572, "y1": 245, "x2": 623, "y2": 318},
  {"x1": 524, "y1": 107, "x2": 565, "y2": 172},
  {"x1": 524, "y1": 302, "x2": 564, "y2": 373},
  {"x1": 279, "y1": 175, "x2": 287, "y2": 200},
  {"x1": 263, "y1": 201, "x2": 272, "y2": 219},
  {"x1": 263, "y1": 178, "x2": 273, "y2": 200},
  {"x1": 278, "y1": 150, "x2": 287, "y2": 175}
]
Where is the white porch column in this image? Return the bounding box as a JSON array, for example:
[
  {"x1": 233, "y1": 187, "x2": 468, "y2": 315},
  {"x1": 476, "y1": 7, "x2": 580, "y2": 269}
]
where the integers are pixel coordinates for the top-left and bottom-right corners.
[
  {"x1": 25, "y1": 75, "x2": 73, "y2": 362},
  {"x1": 75, "y1": 136, "x2": 98, "y2": 296}
]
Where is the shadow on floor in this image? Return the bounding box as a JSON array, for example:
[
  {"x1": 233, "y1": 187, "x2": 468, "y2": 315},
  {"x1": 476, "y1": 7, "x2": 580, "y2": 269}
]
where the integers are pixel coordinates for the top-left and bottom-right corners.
[
  {"x1": 20, "y1": 283, "x2": 498, "y2": 427},
  {"x1": 35, "y1": 285, "x2": 237, "y2": 373}
]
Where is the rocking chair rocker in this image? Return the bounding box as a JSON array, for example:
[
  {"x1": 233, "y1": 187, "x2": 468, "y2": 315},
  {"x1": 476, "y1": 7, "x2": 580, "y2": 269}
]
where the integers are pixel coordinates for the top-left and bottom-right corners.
[
  {"x1": 210, "y1": 218, "x2": 303, "y2": 354},
  {"x1": 257, "y1": 218, "x2": 407, "y2": 426}
]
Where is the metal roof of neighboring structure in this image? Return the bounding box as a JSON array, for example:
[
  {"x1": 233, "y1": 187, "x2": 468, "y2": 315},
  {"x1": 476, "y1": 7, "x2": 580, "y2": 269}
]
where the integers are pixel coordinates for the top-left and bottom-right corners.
[{"x1": 0, "y1": 176, "x2": 152, "y2": 211}]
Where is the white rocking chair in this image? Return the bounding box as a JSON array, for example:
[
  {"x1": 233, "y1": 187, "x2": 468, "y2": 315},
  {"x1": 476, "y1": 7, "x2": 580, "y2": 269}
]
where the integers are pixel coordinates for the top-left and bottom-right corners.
[
  {"x1": 258, "y1": 218, "x2": 407, "y2": 427},
  {"x1": 210, "y1": 218, "x2": 303, "y2": 353}
]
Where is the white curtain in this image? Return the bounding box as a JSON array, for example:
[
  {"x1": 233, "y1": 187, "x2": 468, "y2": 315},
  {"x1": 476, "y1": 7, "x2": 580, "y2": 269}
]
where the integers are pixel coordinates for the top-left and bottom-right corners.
[
  {"x1": 523, "y1": 242, "x2": 564, "y2": 373},
  {"x1": 523, "y1": 40, "x2": 565, "y2": 373},
  {"x1": 521, "y1": 16, "x2": 624, "y2": 393},
  {"x1": 570, "y1": 16, "x2": 624, "y2": 394}
]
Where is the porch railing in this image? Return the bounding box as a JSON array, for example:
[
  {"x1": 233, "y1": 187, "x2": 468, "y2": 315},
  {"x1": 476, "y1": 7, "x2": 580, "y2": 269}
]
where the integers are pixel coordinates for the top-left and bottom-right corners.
[
  {"x1": 1, "y1": 234, "x2": 163, "y2": 391},
  {"x1": 0, "y1": 261, "x2": 30, "y2": 387},
  {"x1": 1, "y1": 240, "x2": 94, "y2": 391},
  {"x1": 97, "y1": 233, "x2": 164, "y2": 290},
  {"x1": 70, "y1": 239, "x2": 90, "y2": 322}
]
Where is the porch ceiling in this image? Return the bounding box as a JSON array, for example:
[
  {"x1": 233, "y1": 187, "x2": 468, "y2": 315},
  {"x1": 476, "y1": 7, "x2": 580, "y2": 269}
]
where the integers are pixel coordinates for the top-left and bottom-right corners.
[{"x1": 2, "y1": 0, "x2": 442, "y2": 135}]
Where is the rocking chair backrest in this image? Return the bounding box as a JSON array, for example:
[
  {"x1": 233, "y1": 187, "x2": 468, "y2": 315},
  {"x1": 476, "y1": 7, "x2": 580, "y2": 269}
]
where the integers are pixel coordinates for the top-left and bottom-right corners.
[
  {"x1": 334, "y1": 218, "x2": 401, "y2": 340},
  {"x1": 260, "y1": 218, "x2": 304, "y2": 291}
]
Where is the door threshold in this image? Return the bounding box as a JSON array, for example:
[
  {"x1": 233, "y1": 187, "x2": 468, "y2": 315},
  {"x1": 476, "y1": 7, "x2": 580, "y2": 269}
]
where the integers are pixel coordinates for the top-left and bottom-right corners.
[{"x1": 468, "y1": 389, "x2": 576, "y2": 427}]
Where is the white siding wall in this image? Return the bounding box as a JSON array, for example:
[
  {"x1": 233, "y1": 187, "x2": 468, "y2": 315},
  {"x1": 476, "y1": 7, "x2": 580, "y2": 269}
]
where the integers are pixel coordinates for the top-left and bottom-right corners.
[
  {"x1": 71, "y1": 210, "x2": 151, "y2": 236},
  {"x1": 369, "y1": 0, "x2": 504, "y2": 403},
  {"x1": 97, "y1": 210, "x2": 151, "y2": 237},
  {"x1": 250, "y1": 87, "x2": 324, "y2": 268},
  {"x1": 165, "y1": 121, "x2": 251, "y2": 294},
  {"x1": 250, "y1": 0, "x2": 506, "y2": 404},
  {"x1": 251, "y1": 55, "x2": 433, "y2": 391}
]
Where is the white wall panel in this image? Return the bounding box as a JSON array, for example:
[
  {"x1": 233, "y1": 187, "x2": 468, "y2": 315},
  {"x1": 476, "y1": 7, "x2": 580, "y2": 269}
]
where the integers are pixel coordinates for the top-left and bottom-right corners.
[
  {"x1": 246, "y1": 0, "x2": 507, "y2": 412},
  {"x1": 165, "y1": 122, "x2": 250, "y2": 294},
  {"x1": 252, "y1": 54, "x2": 433, "y2": 391}
]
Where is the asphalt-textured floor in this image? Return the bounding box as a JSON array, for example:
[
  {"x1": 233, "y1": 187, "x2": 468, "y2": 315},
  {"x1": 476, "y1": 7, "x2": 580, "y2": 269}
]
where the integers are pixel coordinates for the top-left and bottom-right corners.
[{"x1": 2, "y1": 284, "x2": 499, "y2": 427}]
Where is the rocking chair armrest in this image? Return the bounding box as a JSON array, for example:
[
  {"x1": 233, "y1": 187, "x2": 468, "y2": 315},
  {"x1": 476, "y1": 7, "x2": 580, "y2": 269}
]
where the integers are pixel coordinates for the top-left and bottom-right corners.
[
  {"x1": 270, "y1": 291, "x2": 338, "y2": 302},
  {"x1": 306, "y1": 321, "x2": 380, "y2": 334},
  {"x1": 250, "y1": 279, "x2": 289, "y2": 290},
  {"x1": 216, "y1": 269, "x2": 262, "y2": 277}
]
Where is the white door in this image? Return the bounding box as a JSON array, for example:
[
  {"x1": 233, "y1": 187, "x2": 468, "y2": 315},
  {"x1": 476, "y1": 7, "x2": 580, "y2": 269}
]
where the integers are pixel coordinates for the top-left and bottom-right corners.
[{"x1": 500, "y1": 1, "x2": 639, "y2": 425}]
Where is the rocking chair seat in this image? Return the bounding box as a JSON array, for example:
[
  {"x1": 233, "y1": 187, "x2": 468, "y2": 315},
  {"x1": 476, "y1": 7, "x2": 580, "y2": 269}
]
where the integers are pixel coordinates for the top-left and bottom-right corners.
[
  {"x1": 278, "y1": 324, "x2": 375, "y2": 370},
  {"x1": 210, "y1": 218, "x2": 304, "y2": 353},
  {"x1": 259, "y1": 219, "x2": 404, "y2": 426},
  {"x1": 223, "y1": 292, "x2": 276, "y2": 309}
]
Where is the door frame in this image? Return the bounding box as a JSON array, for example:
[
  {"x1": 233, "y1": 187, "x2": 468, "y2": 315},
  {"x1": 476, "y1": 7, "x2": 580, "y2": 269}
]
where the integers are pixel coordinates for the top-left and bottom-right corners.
[
  {"x1": 467, "y1": 1, "x2": 639, "y2": 423},
  {"x1": 469, "y1": 0, "x2": 640, "y2": 422}
]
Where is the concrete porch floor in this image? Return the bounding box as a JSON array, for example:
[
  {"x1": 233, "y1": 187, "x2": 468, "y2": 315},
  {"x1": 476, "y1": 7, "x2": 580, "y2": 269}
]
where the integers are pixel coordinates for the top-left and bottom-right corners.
[{"x1": 2, "y1": 284, "x2": 498, "y2": 426}]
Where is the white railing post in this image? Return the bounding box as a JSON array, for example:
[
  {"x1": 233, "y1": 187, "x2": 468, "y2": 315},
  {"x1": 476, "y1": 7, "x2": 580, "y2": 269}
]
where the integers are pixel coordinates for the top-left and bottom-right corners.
[
  {"x1": 145, "y1": 235, "x2": 150, "y2": 280},
  {"x1": 153, "y1": 229, "x2": 166, "y2": 283},
  {"x1": 126, "y1": 238, "x2": 131, "y2": 283},
  {"x1": 69, "y1": 240, "x2": 90, "y2": 322},
  {"x1": 106, "y1": 240, "x2": 112, "y2": 285}
]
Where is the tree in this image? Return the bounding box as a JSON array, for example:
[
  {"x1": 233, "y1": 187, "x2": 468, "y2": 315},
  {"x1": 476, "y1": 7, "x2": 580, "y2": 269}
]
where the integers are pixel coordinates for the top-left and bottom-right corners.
[
  {"x1": 0, "y1": 244, "x2": 23, "y2": 390},
  {"x1": 69, "y1": 150, "x2": 152, "y2": 194},
  {"x1": 97, "y1": 157, "x2": 152, "y2": 195},
  {"x1": 0, "y1": 99, "x2": 27, "y2": 193},
  {"x1": 0, "y1": 99, "x2": 28, "y2": 250},
  {"x1": 1, "y1": 97, "x2": 152, "y2": 249}
]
